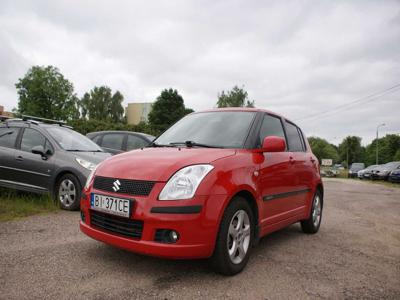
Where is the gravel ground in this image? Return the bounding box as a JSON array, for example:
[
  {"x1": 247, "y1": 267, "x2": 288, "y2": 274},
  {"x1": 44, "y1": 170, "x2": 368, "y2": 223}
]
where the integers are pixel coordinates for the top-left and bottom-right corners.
[{"x1": 1, "y1": 179, "x2": 399, "y2": 299}]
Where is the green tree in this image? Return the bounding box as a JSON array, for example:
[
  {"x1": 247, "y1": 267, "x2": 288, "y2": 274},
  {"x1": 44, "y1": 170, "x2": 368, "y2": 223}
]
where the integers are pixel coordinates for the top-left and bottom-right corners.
[
  {"x1": 338, "y1": 136, "x2": 364, "y2": 167},
  {"x1": 217, "y1": 85, "x2": 255, "y2": 108},
  {"x1": 80, "y1": 86, "x2": 124, "y2": 123},
  {"x1": 308, "y1": 137, "x2": 339, "y2": 163},
  {"x1": 394, "y1": 149, "x2": 400, "y2": 161},
  {"x1": 148, "y1": 88, "x2": 193, "y2": 132},
  {"x1": 364, "y1": 134, "x2": 400, "y2": 165},
  {"x1": 15, "y1": 65, "x2": 79, "y2": 120}
]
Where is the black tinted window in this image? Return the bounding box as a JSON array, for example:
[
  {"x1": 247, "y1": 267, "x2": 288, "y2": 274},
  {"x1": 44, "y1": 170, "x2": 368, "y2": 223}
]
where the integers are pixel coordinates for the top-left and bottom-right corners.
[
  {"x1": 21, "y1": 128, "x2": 46, "y2": 152},
  {"x1": 0, "y1": 127, "x2": 19, "y2": 148},
  {"x1": 259, "y1": 114, "x2": 285, "y2": 146},
  {"x1": 285, "y1": 121, "x2": 304, "y2": 152},
  {"x1": 126, "y1": 135, "x2": 148, "y2": 150},
  {"x1": 101, "y1": 134, "x2": 124, "y2": 150}
]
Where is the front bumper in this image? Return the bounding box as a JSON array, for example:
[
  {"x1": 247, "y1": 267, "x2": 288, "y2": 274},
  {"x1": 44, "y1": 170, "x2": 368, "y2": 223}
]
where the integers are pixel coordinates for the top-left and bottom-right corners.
[
  {"x1": 80, "y1": 183, "x2": 227, "y2": 259},
  {"x1": 388, "y1": 175, "x2": 400, "y2": 183}
]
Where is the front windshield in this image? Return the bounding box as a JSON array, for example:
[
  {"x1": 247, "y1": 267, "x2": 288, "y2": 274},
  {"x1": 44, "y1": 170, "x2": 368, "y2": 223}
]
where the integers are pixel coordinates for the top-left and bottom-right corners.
[
  {"x1": 46, "y1": 127, "x2": 103, "y2": 152},
  {"x1": 155, "y1": 111, "x2": 256, "y2": 148}
]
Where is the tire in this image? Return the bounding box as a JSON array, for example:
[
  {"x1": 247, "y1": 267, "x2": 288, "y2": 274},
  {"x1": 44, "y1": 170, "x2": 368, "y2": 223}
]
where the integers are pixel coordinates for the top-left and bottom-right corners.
[
  {"x1": 210, "y1": 196, "x2": 254, "y2": 276},
  {"x1": 301, "y1": 190, "x2": 323, "y2": 234},
  {"x1": 55, "y1": 173, "x2": 81, "y2": 211}
]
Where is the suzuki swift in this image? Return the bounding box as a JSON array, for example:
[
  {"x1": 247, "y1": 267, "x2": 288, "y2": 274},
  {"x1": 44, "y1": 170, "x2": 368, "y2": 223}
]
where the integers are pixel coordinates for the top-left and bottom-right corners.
[{"x1": 80, "y1": 108, "x2": 323, "y2": 275}]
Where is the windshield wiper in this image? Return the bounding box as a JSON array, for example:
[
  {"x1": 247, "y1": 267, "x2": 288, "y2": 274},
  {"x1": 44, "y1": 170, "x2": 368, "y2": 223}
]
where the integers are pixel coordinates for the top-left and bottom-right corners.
[
  {"x1": 147, "y1": 142, "x2": 174, "y2": 148},
  {"x1": 66, "y1": 149, "x2": 102, "y2": 152},
  {"x1": 169, "y1": 141, "x2": 222, "y2": 148}
]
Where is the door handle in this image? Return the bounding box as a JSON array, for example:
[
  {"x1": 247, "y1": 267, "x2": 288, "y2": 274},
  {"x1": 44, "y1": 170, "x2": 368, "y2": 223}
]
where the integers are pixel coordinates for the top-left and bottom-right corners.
[
  {"x1": 289, "y1": 156, "x2": 295, "y2": 164},
  {"x1": 16, "y1": 155, "x2": 24, "y2": 161},
  {"x1": 310, "y1": 157, "x2": 316, "y2": 163}
]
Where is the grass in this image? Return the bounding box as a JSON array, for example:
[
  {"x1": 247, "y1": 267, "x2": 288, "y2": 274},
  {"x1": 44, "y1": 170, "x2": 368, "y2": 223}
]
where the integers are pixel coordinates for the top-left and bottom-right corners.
[{"x1": 0, "y1": 188, "x2": 59, "y2": 222}]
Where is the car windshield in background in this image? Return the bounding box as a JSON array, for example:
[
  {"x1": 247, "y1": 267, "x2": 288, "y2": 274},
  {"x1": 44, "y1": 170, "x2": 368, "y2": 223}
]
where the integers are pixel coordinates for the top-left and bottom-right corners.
[
  {"x1": 46, "y1": 127, "x2": 103, "y2": 152},
  {"x1": 154, "y1": 111, "x2": 256, "y2": 148}
]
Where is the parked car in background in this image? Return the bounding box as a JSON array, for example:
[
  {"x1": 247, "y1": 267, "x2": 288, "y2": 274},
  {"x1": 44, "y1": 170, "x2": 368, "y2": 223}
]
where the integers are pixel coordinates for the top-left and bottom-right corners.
[
  {"x1": 87, "y1": 131, "x2": 155, "y2": 155},
  {"x1": 80, "y1": 108, "x2": 323, "y2": 275},
  {"x1": 348, "y1": 163, "x2": 365, "y2": 178},
  {"x1": 357, "y1": 165, "x2": 378, "y2": 179},
  {"x1": 371, "y1": 161, "x2": 400, "y2": 180},
  {"x1": 362, "y1": 164, "x2": 381, "y2": 179},
  {"x1": 0, "y1": 116, "x2": 111, "y2": 210},
  {"x1": 388, "y1": 168, "x2": 400, "y2": 183}
]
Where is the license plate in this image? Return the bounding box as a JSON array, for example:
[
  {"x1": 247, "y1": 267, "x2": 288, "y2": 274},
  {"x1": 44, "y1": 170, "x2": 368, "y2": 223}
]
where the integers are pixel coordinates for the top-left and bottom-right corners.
[{"x1": 90, "y1": 193, "x2": 131, "y2": 218}]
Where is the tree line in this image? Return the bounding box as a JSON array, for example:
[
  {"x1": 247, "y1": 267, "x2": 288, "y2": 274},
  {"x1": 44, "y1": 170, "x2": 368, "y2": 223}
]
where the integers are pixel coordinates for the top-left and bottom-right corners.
[
  {"x1": 13, "y1": 65, "x2": 254, "y2": 135},
  {"x1": 308, "y1": 135, "x2": 400, "y2": 167}
]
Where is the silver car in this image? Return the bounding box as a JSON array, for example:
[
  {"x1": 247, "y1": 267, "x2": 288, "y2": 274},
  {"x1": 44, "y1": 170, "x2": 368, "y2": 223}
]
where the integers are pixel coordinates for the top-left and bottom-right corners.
[{"x1": 0, "y1": 117, "x2": 111, "y2": 210}]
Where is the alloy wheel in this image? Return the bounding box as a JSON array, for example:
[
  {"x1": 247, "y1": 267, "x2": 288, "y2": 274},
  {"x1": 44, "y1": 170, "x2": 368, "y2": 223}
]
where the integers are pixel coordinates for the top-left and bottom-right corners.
[
  {"x1": 227, "y1": 210, "x2": 251, "y2": 264},
  {"x1": 59, "y1": 179, "x2": 76, "y2": 208}
]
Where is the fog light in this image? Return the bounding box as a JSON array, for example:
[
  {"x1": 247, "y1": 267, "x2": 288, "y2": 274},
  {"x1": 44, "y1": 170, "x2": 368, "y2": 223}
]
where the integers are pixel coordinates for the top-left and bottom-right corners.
[
  {"x1": 154, "y1": 229, "x2": 180, "y2": 243},
  {"x1": 170, "y1": 230, "x2": 179, "y2": 242}
]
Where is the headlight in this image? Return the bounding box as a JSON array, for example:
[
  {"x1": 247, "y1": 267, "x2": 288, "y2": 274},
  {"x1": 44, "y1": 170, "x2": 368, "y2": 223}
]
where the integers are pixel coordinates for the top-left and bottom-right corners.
[
  {"x1": 76, "y1": 157, "x2": 97, "y2": 171},
  {"x1": 84, "y1": 167, "x2": 97, "y2": 190},
  {"x1": 159, "y1": 164, "x2": 214, "y2": 200}
]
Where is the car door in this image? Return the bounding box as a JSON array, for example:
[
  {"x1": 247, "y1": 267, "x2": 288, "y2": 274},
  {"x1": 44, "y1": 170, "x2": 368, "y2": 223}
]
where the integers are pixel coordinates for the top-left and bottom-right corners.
[
  {"x1": 0, "y1": 126, "x2": 21, "y2": 184},
  {"x1": 256, "y1": 113, "x2": 296, "y2": 226},
  {"x1": 100, "y1": 133, "x2": 125, "y2": 155},
  {"x1": 284, "y1": 120, "x2": 311, "y2": 209},
  {"x1": 13, "y1": 127, "x2": 56, "y2": 192}
]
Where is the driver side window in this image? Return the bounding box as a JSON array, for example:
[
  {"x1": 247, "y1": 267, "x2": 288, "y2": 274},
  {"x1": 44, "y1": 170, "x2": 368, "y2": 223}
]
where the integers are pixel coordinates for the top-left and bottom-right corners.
[
  {"x1": 258, "y1": 114, "x2": 286, "y2": 147},
  {"x1": 20, "y1": 128, "x2": 53, "y2": 154}
]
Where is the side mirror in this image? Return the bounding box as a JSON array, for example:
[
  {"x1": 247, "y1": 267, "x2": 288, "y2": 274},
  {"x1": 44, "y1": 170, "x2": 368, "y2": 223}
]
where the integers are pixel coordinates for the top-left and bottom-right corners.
[
  {"x1": 32, "y1": 145, "x2": 46, "y2": 158},
  {"x1": 261, "y1": 136, "x2": 286, "y2": 152}
]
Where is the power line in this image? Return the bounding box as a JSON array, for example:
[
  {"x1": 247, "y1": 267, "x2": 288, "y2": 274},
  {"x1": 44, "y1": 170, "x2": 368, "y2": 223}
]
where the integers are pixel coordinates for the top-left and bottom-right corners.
[{"x1": 295, "y1": 83, "x2": 400, "y2": 122}]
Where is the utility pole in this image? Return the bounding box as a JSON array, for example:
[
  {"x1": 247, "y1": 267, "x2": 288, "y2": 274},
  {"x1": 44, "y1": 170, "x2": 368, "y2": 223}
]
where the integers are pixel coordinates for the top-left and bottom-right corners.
[{"x1": 376, "y1": 123, "x2": 385, "y2": 165}]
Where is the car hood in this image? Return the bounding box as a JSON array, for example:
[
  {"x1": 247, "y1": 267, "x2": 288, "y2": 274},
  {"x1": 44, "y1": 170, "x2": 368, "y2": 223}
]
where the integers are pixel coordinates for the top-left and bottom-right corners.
[
  {"x1": 95, "y1": 147, "x2": 236, "y2": 182},
  {"x1": 71, "y1": 151, "x2": 111, "y2": 164}
]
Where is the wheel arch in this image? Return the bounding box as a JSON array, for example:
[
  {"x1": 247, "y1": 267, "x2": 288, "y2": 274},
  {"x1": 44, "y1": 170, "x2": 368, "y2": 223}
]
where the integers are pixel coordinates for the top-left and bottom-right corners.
[
  {"x1": 51, "y1": 168, "x2": 86, "y2": 196},
  {"x1": 316, "y1": 183, "x2": 324, "y2": 208}
]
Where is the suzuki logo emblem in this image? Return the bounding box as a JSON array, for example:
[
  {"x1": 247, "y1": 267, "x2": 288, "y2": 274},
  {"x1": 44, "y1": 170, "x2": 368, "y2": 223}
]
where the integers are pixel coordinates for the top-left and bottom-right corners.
[{"x1": 112, "y1": 180, "x2": 121, "y2": 192}]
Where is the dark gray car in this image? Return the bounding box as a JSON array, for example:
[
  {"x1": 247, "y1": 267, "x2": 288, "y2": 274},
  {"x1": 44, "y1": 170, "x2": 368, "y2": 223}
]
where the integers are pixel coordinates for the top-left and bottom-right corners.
[
  {"x1": 87, "y1": 130, "x2": 155, "y2": 155},
  {"x1": 0, "y1": 118, "x2": 110, "y2": 210}
]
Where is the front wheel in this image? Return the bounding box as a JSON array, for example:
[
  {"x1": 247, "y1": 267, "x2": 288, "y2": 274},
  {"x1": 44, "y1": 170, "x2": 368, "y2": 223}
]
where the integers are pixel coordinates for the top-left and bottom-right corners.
[
  {"x1": 211, "y1": 197, "x2": 254, "y2": 276},
  {"x1": 55, "y1": 174, "x2": 81, "y2": 211},
  {"x1": 301, "y1": 190, "x2": 323, "y2": 234}
]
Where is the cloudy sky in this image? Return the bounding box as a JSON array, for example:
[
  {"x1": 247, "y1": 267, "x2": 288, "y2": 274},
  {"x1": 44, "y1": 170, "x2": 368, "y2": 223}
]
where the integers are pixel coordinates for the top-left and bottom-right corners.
[{"x1": 1, "y1": 0, "x2": 399, "y2": 145}]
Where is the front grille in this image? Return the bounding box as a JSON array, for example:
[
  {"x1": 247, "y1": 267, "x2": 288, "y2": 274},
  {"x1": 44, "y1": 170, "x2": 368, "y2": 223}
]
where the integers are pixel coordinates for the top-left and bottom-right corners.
[
  {"x1": 93, "y1": 176, "x2": 155, "y2": 196},
  {"x1": 90, "y1": 210, "x2": 144, "y2": 239}
]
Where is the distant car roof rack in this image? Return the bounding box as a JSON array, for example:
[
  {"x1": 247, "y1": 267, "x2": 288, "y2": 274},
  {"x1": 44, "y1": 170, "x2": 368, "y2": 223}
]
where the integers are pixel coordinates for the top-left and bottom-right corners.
[
  {"x1": 0, "y1": 115, "x2": 12, "y2": 122},
  {"x1": 22, "y1": 115, "x2": 67, "y2": 125}
]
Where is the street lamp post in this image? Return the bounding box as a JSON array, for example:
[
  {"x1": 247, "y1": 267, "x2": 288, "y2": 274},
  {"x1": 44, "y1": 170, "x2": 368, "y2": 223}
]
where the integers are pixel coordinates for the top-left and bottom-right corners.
[{"x1": 376, "y1": 123, "x2": 386, "y2": 165}]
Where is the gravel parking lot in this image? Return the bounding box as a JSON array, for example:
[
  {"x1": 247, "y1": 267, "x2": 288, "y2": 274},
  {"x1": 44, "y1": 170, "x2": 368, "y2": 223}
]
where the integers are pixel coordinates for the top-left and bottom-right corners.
[{"x1": 1, "y1": 179, "x2": 399, "y2": 299}]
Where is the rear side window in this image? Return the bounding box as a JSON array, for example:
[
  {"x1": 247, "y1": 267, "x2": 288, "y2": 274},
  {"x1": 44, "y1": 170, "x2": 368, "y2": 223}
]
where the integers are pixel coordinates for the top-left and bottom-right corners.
[
  {"x1": 259, "y1": 114, "x2": 286, "y2": 146},
  {"x1": 0, "y1": 127, "x2": 19, "y2": 148},
  {"x1": 285, "y1": 121, "x2": 304, "y2": 152},
  {"x1": 101, "y1": 134, "x2": 124, "y2": 150},
  {"x1": 126, "y1": 135, "x2": 148, "y2": 151}
]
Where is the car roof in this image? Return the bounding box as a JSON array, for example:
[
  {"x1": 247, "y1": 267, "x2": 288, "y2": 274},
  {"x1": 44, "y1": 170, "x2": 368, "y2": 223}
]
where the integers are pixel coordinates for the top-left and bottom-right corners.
[
  {"x1": 87, "y1": 131, "x2": 155, "y2": 138},
  {"x1": 192, "y1": 108, "x2": 297, "y2": 124}
]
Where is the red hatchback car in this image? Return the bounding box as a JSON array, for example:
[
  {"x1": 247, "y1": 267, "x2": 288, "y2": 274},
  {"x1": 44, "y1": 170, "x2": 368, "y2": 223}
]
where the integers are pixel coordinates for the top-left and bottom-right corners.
[{"x1": 80, "y1": 108, "x2": 323, "y2": 275}]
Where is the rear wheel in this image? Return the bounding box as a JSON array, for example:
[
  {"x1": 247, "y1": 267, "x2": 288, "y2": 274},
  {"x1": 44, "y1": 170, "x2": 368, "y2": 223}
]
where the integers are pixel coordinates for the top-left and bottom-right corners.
[
  {"x1": 55, "y1": 174, "x2": 81, "y2": 211},
  {"x1": 211, "y1": 197, "x2": 254, "y2": 276},
  {"x1": 301, "y1": 190, "x2": 322, "y2": 234}
]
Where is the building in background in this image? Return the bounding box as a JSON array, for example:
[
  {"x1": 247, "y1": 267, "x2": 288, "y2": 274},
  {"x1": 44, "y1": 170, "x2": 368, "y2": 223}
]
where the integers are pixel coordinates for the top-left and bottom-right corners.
[
  {"x1": 126, "y1": 102, "x2": 153, "y2": 125},
  {"x1": 0, "y1": 105, "x2": 14, "y2": 119}
]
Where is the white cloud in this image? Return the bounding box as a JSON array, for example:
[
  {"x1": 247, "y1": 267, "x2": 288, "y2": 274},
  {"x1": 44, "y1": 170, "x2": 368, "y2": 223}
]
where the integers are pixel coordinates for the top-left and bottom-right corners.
[{"x1": 0, "y1": 0, "x2": 399, "y2": 144}]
